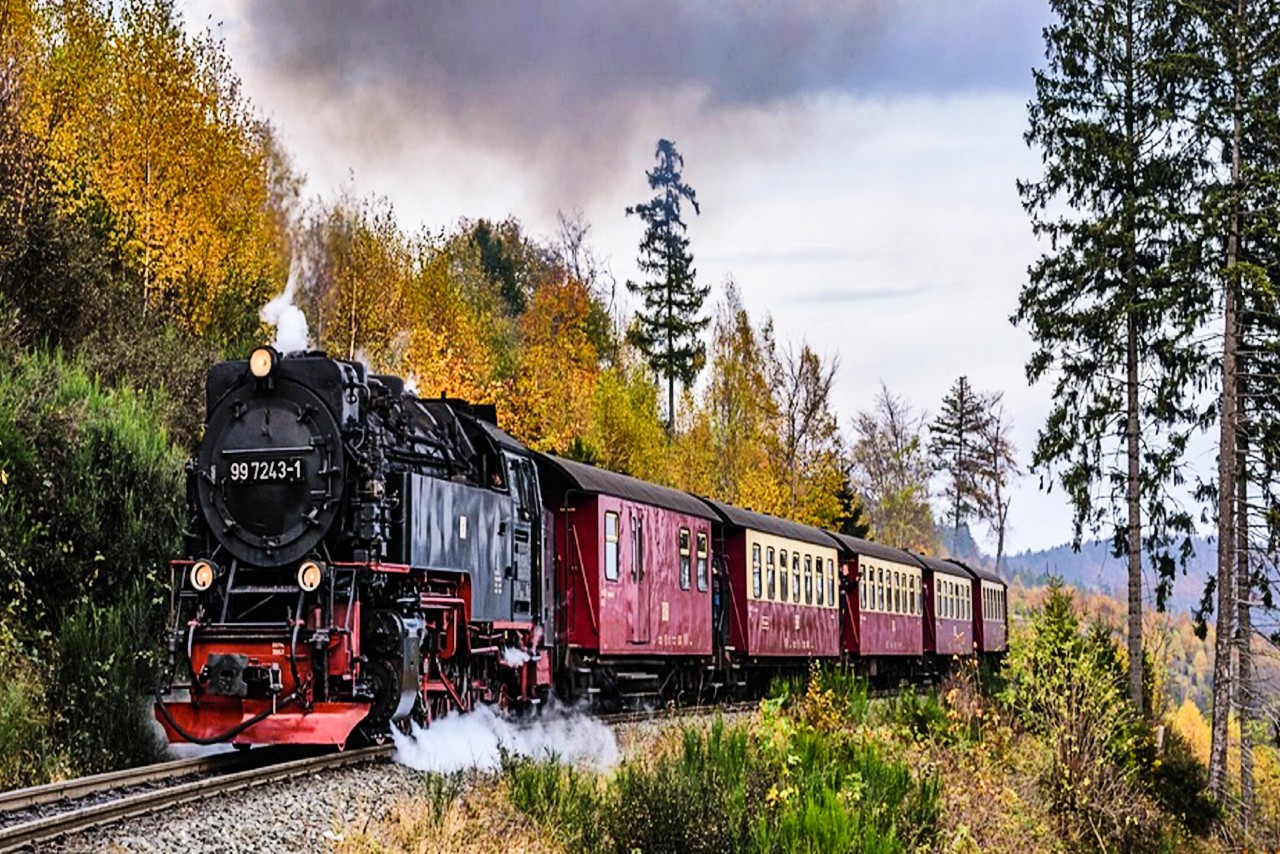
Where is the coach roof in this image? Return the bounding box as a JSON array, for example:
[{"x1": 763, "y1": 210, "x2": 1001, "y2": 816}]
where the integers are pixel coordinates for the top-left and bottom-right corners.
[
  {"x1": 826, "y1": 532, "x2": 916, "y2": 566},
  {"x1": 911, "y1": 553, "x2": 972, "y2": 580},
  {"x1": 946, "y1": 558, "x2": 1005, "y2": 585},
  {"x1": 537, "y1": 454, "x2": 714, "y2": 519},
  {"x1": 700, "y1": 498, "x2": 835, "y2": 548}
]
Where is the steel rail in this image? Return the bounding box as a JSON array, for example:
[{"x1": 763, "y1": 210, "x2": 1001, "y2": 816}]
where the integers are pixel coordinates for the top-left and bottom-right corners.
[
  {"x1": 0, "y1": 747, "x2": 309, "y2": 815},
  {"x1": 0, "y1": 745, "x2": 392, "y2": 853}
]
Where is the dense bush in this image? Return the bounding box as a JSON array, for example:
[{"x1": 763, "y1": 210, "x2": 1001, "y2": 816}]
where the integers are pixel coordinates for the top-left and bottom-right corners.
[
  {"x1": 505, "y1": 711, "x2": 940, "y2": 854},
  {"x1": 1000, "y1": 581, "x2": 1163, "y2": 850},
  {"x1": 0, "y1": 350, "x2": 182, "y2": 781},
  {"x1": 0, "y1": 350, "x2": 183, "y2": 638}
]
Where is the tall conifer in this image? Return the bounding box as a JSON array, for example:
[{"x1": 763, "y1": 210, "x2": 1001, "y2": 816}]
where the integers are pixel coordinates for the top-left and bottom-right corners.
[
  {"x1": 930, "y1": 376, "x2": 991, "y2": 551},
  {"x1": 625, "y1": 139, "x2": 707, "y2": 431},
  {"x1": 1016, "y1": 0, "x2": 1204, "y2": 714}
]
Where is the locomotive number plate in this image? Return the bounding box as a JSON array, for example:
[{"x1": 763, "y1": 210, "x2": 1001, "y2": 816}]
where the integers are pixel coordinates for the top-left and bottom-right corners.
[{"x1": 227, "y1": 457, "x2": 304, "y2": 483}]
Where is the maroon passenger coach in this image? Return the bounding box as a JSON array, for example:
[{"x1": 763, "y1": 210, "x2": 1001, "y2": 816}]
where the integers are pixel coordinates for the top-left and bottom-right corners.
[
  {"x1": 829, "y1": 533, "x2": 924, "y2": 664},
  {"x1": 702, "y1": 500, "x2": 841, "y2": 664},
  {"x1": 537, "y1": 455, "x2": 716, "y2": 703},
  {"x1": 916, "y1": 554, "x2": 975, "y2": 657}
]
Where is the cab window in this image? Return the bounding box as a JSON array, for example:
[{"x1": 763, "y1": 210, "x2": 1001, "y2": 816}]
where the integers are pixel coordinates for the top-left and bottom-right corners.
[
  {"x1": 679, "y1": 528, "x2": 691, "y2": 590},
  {"x1": 604, "y1": 512, "x2": 619, "y2": 581}
]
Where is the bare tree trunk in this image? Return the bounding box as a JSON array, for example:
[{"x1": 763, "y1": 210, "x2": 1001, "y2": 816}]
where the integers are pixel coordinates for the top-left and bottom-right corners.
[
  {"x1": 1125, "y1": 311, "x2": 1144, "y2": 713},
  {"x1": 1235, "y1": 432, "x2": 1253, "y2": 825},
  {"x1": 1122, "y1": 0, "x2": 1144, "y2": 715},
  {"x1": 1209, "y1": 26, "x2": 1243, "y2": 792}
]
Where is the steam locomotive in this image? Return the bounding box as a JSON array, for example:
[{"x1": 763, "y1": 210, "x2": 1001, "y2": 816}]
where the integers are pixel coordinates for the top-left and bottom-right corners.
[{"x1": 154, "y1": 349, "x2": 1007, "y2": 747}]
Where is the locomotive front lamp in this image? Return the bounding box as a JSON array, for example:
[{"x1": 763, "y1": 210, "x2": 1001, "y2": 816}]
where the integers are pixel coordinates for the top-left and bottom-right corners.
[
  {"x1": 249, "y1": 346, "x2": 277, "y2": 378},
  {"x1": 297, "y1": 560, "x2": 324, "y2": 592},
  {"x1": 190, "y1": 560, "x2": 216, "y2": 592}
]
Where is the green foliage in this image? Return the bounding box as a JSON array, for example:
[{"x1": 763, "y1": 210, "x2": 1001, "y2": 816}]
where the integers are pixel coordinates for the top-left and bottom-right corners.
[
  {"x1": 505, "y1": 709, "x2": 939, "y2": 854},
  {"x1": 0, "y1": 350, "x2": 183, "y2": 637},
  {"x1": 1000, "y1": 580, "x2": 1162, "y2": 850},
  {"x1": 504, "y1": 754, "x2": 607, "y2": 851},
  {"x1": 0, "y1": 656, "x2": 66, "y2": 789},
  {"x1": 48, "y1": 581, "x2": 166, "y2": 773},
  {"x1": 1149, "y1": 726, "x2": 1218, "y2": 836}
]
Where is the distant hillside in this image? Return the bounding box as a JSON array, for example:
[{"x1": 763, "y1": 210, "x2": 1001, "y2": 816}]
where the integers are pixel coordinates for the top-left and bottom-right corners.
[
  {"x1": 1001, "y1": 537, "x2": 1215, "y2": 616},
  {"x1": 932, "y1": 523, "x2": 1214, "y2": 616}
]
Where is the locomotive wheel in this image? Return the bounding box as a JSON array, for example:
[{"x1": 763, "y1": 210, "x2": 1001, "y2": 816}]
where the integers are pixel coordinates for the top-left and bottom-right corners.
[{"x1": 353, "y1": 658, "x2": 402, "y2": 744}]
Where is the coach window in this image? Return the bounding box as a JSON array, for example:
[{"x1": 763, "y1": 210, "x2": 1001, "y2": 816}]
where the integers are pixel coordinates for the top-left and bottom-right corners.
[
  {"x1": 792, "y1": 553, "x2": 801, "y2": 603},
  {"x1": 679, "y1": 528, "x2": 691, "y2": 590},
  {"x1": 827, "y1": 559, "x2": 835, "y2": 607},
  {"x1": 696, "y1": 532, "x2": 709, "y2": 592},
  {"x1": 859, "y1": 569, "x2": 867, "y2": 610},
  {"x1": 779, "y1": 551, "x2": 788, "y2": 601},
  {"x1": 631, "y1": 515, "x2": 645, "y2": 580},
  {"x1": 816, "y1": 559, "x2": 825, "y2": 606},
  {"x1": 604, "y1": 512, "x2": 620, "y2": 581},
  {"x1": 911, "y1": 574, "x2": 918, "y2": 616},
  {"x1": 800, "y1": 555, "x2": 809, "y2": 604},
  {"x1": 752, "y1": 543, "x2": 763, "y2": 599},
  {"x1": 876, "y1": 567, "x2": 884, "y2": 611},
  {"x1": 897, "y1": 571, "x2": 905, "y2": 613},
  {"x1": 767, "y1": 547, "x2": 776, "y2": 600}
]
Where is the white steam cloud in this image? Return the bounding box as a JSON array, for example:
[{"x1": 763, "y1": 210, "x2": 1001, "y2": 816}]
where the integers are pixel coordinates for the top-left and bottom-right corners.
[
  {"x1": 501, "y1": 647, "x2": 531, "y2": 668},
  {"x1": 391, "y1": 703, "x2": 618, "y2": 774},
  {"x1": 260, "y1": 257, "x2": 310, "y2": 353}
]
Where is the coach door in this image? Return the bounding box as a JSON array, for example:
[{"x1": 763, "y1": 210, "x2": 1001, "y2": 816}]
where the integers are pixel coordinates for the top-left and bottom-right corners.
[{"x1": 628, "y1": 510, "x2": 651, "y2": 644}]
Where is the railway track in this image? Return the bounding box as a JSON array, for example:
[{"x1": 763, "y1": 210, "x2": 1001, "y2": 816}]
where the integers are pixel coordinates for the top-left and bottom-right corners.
[
  {"x1": 0, "y1": 745, "x2": 393, "y2": 853},
  {"x1": 0, "y1": 701, "x2": 752, "y2": 851}
]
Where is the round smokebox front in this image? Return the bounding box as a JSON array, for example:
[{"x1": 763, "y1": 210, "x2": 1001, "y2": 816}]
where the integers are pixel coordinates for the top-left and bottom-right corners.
[{"x1": 197, "y1": 379, "x2": 344, "y2": 568}]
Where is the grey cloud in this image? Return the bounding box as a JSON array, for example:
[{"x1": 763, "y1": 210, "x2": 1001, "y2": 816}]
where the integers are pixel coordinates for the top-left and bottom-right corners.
[{"x1": 235, "y1": 0, "x2": 1049, "y2": 207}]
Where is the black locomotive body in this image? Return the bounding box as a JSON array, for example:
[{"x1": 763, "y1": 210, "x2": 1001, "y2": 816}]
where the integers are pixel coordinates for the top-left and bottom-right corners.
[{"x1": 156, "y1": 348, "x2": 546, "y2": 746}]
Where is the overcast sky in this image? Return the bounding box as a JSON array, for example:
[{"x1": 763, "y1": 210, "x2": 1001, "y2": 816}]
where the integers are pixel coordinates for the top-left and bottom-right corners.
[{"x1": 178, "y1": 0, "x2": 1085, "y2": 555}]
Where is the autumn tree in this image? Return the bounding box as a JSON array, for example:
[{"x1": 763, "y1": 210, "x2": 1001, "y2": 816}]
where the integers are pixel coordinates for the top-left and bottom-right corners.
[
  {"x1": 1017, "y1": 0, "x2": 1204, "y2": 715},
  {"x1": 849, "y1": 384, "x2": 936, "y2": 552},
  {"x1": 625, "y1": 138, "x2": 707, "y2": 430},
  {"x1": 776, "y1": 342, "x2": 847, "y2": 528},
  {"x1": 704, "y1": 280, "x2": 783, "y2": 513}
]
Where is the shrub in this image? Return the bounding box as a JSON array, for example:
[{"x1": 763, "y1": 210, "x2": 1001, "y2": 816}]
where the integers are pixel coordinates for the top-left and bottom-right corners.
[
  {"x1": 1000, "y1": 580, "x2": 1162, "y2": 850},
  {"x1": 504, "y1": 754, "x2": 607, "y2": 851},
  {"x1": 0, "y1": 657, "x2": 66, "y2": 788},
  {"x1": 611, "y1": 718, "x2": 758, "y2": 854},
  {"x1": 0, "y1": 350, "x2": 183, "y2": 638},
  {"x1": 46, "y1": 581, "x2": 167, "y2": 773}
]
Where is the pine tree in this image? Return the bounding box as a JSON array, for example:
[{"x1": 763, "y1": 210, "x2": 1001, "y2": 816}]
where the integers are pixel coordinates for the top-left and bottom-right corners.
[
  {"x1": 929, "y1": 376, "x2": 992, "y2": 552},
  {"x1": 1016, "y1": 0, "x2": 1205, "y2": 715},
  {"x1": 625, "y1": 138, "x2": 707, "y2": 431}
]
